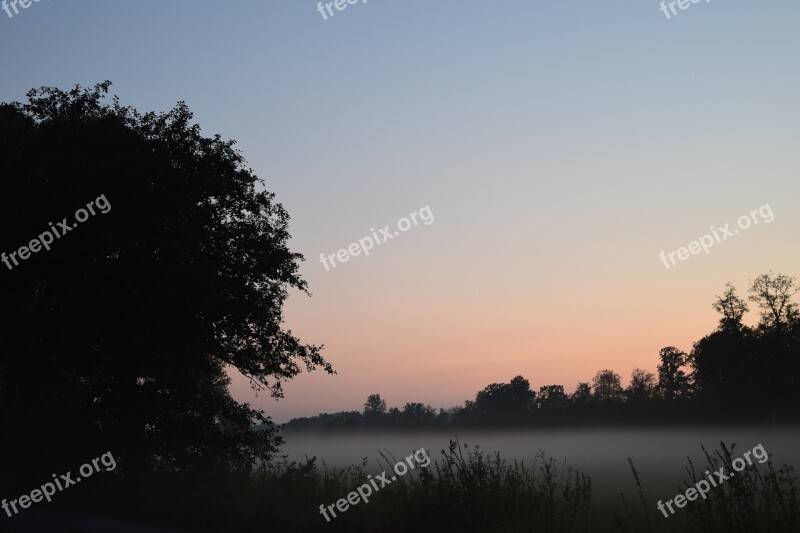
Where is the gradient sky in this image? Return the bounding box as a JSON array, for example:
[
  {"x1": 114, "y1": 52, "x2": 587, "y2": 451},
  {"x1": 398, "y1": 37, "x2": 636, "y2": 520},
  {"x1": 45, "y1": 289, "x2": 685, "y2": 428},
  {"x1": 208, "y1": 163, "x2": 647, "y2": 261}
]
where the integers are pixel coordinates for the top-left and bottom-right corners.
[{"x1": 2, "y1": 1, "x2": 798, "y2": 422}]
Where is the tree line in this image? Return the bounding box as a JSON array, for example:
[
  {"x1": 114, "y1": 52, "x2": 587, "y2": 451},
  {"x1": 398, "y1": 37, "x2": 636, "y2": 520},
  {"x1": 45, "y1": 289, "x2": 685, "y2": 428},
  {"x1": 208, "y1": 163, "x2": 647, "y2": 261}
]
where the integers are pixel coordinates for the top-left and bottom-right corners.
[{"x1": 285, "y1": 272, "x2": 800, "y2": 430}]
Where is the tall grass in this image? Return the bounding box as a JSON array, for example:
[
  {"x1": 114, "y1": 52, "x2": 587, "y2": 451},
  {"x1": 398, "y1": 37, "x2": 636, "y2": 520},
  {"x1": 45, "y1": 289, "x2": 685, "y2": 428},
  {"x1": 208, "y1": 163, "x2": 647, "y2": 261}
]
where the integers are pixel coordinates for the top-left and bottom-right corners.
[
  {"x1": 65, "y1": 439, "x2": 591, "y2": 532},
  {"x1": 625, "y1": 442, "x2": 800, "y2": 533},
  {"x1": 55, "y1": 440, "x2": 799, "y2": 532},
  {"x1": 367, "y1": 439, "x2": 592, "y2": 532},
  {"x1": 683, "y1": 442, "x2": 800, "y2": 532}
]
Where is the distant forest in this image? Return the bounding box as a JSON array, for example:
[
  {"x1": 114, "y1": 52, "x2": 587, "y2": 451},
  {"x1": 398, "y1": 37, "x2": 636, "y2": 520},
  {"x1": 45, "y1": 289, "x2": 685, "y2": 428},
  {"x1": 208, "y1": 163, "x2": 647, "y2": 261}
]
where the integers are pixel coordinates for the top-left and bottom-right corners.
[{"x1": 285, "y1": 273, "x2": 800, "y2": 430}]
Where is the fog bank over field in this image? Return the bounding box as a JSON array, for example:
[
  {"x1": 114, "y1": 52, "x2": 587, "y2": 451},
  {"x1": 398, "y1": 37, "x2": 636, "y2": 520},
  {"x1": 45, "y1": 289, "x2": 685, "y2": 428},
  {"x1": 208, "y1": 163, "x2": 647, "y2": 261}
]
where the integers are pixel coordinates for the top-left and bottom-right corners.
[{"x1": 282, "y1": 426, "x2": 800, "y2": 519}]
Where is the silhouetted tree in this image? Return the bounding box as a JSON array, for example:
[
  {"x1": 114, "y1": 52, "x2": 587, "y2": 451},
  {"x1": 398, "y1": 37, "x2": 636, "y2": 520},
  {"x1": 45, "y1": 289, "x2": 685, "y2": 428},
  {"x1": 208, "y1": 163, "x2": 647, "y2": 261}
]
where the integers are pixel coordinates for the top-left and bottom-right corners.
[
  {"x1": 0, "y1": 83, "x2": 332, "y2": 483},
  {"x1": 749, "y1": 272, "x2": 799, "y2": 331},
  {"x1": 364, "y1": 394, "x2": 387, "y2": 415},
  {"x1": 625, "y1": 369, "x2": 657, "y2": 403},
  {"x1": 592, "y1": 370, "x2": 623, "y2": 402},
  {"x1": 747, "y1": 273, "x2": 800, "y2": 406},
  {"x1": 476, "y1": 376, "x2": 535, "y2": 412},
  {"x1": 713, "y1": 282, "x2": 749, "y2": 331},
  {"x1": 401, "y1": 402, "x2": 437, "y2": 426},
  {"x1": 452, "y1": 400, "x2": 478, "y2": 426},
  {"x1": 362, "y1": 393, "x2": 388, "y2": 428},
  {"x1": 538, "y1": 385, "x2": 569, "y2": 409},
  {"x1": 691, "y1": 283, "x2": 755, "y2": 408},
  {"x1": 571, "y1": 383, "x2": 592, "y2": 404},
  {"x1": 657, "y1": 347, "x2": 690, "y2": 401}
]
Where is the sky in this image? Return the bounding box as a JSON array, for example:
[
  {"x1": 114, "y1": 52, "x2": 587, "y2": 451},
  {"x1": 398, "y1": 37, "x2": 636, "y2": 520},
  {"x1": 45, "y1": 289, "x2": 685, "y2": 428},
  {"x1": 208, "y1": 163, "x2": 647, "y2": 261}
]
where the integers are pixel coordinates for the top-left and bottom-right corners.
[{"x1": 1, "y1": 0, "x2": 798, "y2": 422}]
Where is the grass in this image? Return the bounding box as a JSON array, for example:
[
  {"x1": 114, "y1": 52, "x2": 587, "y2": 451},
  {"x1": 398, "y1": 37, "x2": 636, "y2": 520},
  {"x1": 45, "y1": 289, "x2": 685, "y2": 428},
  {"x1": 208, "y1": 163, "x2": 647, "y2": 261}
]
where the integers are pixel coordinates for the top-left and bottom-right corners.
[
  {"x1": 624, "y1": 442, "x2": 800, "y2": 533},
  {"x1": 61, "y1": 439, "x2": 590, "y2": 532},
  {"x1": 53, "y1": 440, "x2": 800, "y2": 533}
]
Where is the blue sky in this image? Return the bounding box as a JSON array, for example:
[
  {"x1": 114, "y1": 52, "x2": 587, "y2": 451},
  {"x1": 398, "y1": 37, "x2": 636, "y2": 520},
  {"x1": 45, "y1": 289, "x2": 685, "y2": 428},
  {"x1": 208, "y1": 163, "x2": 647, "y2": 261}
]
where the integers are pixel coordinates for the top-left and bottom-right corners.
[{"x1": 2, "y1": 1, "x2": 799, "y2": 421}]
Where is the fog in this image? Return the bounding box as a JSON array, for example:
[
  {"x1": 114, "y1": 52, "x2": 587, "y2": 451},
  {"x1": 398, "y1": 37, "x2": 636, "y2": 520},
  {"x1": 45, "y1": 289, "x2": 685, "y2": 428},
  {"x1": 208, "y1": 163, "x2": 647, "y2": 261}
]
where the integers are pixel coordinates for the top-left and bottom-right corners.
[{"x1": 281, "y1": 426, "x2": 800, "y2": 525}]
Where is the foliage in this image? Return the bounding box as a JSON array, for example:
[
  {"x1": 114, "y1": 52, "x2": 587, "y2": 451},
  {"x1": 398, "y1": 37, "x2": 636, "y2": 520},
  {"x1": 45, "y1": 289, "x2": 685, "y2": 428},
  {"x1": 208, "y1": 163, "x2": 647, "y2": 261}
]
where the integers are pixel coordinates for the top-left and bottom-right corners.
[
  {"x1": 624, "y1": 442, "x2": 800, "y2": 533},
  {"x1": 0, "y1": 83, "x2": 332, "y2": 482},
  {"x1": 657, "y1": 347, "x2": 690, "y2": 401},
  {"x1": 592, "y1": 370, "x2": 625, "y2": 402},
  {"x1": 66, "y1": 440, "x2": 592, "y2": 533}
]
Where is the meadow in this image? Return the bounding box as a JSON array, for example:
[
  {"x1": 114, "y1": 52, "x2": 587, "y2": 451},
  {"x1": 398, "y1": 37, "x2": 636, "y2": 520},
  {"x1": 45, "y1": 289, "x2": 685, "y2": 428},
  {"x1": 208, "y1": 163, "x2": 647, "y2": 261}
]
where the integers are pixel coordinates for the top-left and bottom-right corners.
[{"x1": 55, "y1": 434, "x2": 800, "y2": 532}]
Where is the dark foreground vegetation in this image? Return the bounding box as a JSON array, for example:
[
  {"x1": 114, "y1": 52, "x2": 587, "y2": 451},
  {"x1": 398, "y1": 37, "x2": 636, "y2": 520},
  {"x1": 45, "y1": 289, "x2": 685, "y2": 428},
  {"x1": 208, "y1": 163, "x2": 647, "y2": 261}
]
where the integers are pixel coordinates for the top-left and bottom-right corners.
[
  {"x1": 41, "y1": 440, "x2": 798, "y2": 533},
  {"x1": 663, "y1": 442, "x2": 799, "y2": 532}
]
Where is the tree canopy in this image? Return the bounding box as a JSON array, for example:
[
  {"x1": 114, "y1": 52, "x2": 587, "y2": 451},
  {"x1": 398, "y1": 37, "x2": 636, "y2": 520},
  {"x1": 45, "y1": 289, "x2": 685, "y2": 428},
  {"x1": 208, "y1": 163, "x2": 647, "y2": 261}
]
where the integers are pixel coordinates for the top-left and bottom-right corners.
[{"x1": 0, "y1": 83, "x2": 332, "y2": 484}]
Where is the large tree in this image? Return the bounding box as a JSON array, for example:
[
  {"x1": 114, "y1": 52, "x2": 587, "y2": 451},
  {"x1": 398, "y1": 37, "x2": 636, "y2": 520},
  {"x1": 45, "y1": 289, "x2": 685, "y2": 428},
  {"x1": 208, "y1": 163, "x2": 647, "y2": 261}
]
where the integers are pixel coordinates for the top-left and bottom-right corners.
[{"x1": 0, "y1": 83, "x2": 332, "y2": 483}]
